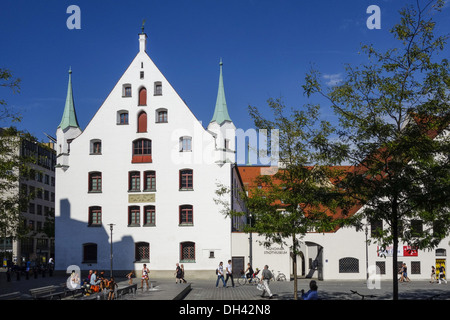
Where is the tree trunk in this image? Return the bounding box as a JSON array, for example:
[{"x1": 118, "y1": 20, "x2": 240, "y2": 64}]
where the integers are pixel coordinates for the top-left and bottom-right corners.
[
  {"x1": 392, "y1": 199, "x2": 399, "y2": 300},
  {"x1": 292, "y1": 234, "x2": 298, "y2": 300}
]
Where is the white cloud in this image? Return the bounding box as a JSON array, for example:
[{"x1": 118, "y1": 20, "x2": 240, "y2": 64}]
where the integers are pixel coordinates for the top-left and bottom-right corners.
[{"x1": 323, "y1": 73, "x2": 343, "y2": 86}]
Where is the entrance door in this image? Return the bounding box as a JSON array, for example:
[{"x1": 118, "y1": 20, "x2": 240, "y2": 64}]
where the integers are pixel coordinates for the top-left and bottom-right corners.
[
  {"x1": 436, "y1": 259, "x2": 446, "y2": 281},
  {"x1": 232, "y1": 256, "x2": 245, "y2": 278}
]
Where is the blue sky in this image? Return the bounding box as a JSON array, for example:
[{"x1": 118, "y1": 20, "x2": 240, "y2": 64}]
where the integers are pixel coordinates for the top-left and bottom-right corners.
[{"x1": 1, "y1": 0, "x2": 449, "y2": 143}]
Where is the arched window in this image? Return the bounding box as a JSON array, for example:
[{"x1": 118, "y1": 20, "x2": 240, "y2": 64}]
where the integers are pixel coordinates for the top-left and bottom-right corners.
[
  {"x1": 135, "y1": 242, "x2": 149, "y2": 262},
  {"x1": 179, "y1": 205, "x2": 193, "y2": 225},
  {"x1": 180, "y1": 241, "x2": 195, "y2": 262},
  {"x1": 128, "y1": 205, "x2": 140, "y2": 226},
  {"x1": 139, "y1": 87, "x2": 147, "y2": 106},
  {"x1": 339, "y1": 257, "x2": 359, "y2": 273},
  {"x1": 88, "y1": 172, "x2": 102, "y2": 193},
  {"x1": 83, "y1": 243, "x2": 97, "y2": 263},
  {"x1": 179, "y1": 169, "x2": 193, "y2": 190},
  {"x1": 137, "y1": 111, "x2": 147, "y2": 133},
  {"x1": 88, "y1": 206, "x2": 102, "y2": 226},
  {"x1": 132, "y1": 139, "x2": 152, "y2": 163}
]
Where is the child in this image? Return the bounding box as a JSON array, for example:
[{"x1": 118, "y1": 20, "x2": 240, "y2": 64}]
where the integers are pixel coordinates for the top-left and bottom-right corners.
[
  {"x1": 107, "y1": 277, "x2": 118, "y2": 300},
  {"x1": 126, "y1": 271, "x2": 134, "y2": 285}
]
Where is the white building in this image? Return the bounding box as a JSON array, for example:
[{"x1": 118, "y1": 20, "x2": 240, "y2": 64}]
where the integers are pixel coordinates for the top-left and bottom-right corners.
[{"x1": 55, "y1": 30, "x2": 239, "y2": 278}]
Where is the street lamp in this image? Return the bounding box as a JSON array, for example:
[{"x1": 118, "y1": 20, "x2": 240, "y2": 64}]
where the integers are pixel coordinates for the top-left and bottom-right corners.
[{"x1": 108, "y1": 223, "x2": 115, "y2": 278}]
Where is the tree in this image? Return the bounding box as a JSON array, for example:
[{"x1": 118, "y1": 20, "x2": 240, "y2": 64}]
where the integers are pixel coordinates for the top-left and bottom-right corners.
[
  {"x1": 303, "y1": 0, "x2": 450, "y2": 300},
  {"x1": 216, "y1": 99, "x2": 341, "y2": 300}
]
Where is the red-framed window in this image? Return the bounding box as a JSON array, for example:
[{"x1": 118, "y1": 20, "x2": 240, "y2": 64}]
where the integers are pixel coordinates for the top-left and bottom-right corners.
[
  {"x1": 132, "y1": 139, "x2": 152, "y2": 163},
  {"x1": 88, "y1": 172, "x2": 102, "y2": 193},
  {"x1": 144, "y1": 205, "x2": 156, "y2": 226},
  {"x1": 180, "y1": 241, "x2": 195, "y2": 262},
  {"x1": 143, "y1": 171, "x2": 156, "y2": 191},
  {"x1": 129, "y1": 171, "x2": 140, "y2": 191},
  {"x1": 128, "y1": 205, "x2": 140, "y2": 226},
  {"x1": 179, "y1": 205, "x2": 193, "y2": 225},
  {"x1": 179, "y1": 169, "x2": 193, "y2": 190},
  {"x1": 88, "y1": 206, "x2": 102, "y2": 226},
  {"x1": 139, "y1": 87, "x2": 147, "y2": 106}
]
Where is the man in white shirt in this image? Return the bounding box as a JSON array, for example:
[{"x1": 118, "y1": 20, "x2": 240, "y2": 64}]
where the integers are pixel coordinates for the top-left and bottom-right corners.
[{"x1": 225, "y1": 260, "x2": 235, "y2": 288}]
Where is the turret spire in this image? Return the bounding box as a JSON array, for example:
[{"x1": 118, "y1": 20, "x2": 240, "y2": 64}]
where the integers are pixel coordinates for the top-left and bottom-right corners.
[
  {"x1": 58, "y1": 68, "x2": 80, "y2": 130},
  {"x1": 210, "y1": 59, "x2": 232, "y2": 125}
]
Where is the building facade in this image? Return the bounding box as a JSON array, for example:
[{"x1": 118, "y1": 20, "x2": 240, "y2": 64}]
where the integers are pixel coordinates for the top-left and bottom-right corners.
[{"x1": 55, "y1": 31, "x2": 237, "y2": 277}]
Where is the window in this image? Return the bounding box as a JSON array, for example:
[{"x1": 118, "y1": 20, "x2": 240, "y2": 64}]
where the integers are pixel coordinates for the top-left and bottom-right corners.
[
  {"x1": 128, "y1": 206, "x2": 140, "y2": 226},
  {"x1": 83, "y1": 243, "x2": 97, "y2": 263},
  {"x1": 88, "y1": 206, "x2": 102, "y2": 226},
  {"x1": 154, "y1": 81, "x2": 162, "y2": 96},
  {"x1": 123, "y1": 84, "x2": 132, "y2": 97},
  {"x1": 137, "y1": 111, "x2": 147, "y2": 133},
  {"x1": 138, "y1": 87, "x2": 147, "y2": 106},
  {"x1": 411, "y1": 261, "x2": 421, "y2": 274},
  {"x1": 180, "y1": 242, "x2": 195, "y2": 262},
  {"x1": 371, "y1": 220, "x2": 383, "y2": 237},
  {"x1": 132, "y1": 139, "x2": 152, "y2": 163},
  {"x1": 224, "y1": 139, "x2": 230, "y2": 150},
  {"x1": 90, "y1": 139, "x2": 102, "y2": 155},
  {"x1": 180, "y1": 136, "x2": 192, "y2": 152},
  {"x1": 156, "y1": 108, "x2": 168, "y2": 123},
  {"x1": 179, "y1": 205, "x2": 193, "y2": 225},
  {"x1": 144, "y1": 205, "x2": 156, "y2": 226},
  {"x1": 129, "y1": 171, "x2": 140, "y2": 192},
  {"x1": 179, "y1": 169, "x2": 193, "y2": 190},
  {"x1": 375, "y1": 261, "x2": 386, "y2": 275},
  {"x1": 117, "y1": 111, "x2": 129, "y2": 125},
  {"x1": 140, "y1": 71, "x2": 144, "y2": 79},
  {"x1": 89, "y1": 172, "x2": 102, "y2": 193},
  {"x1": 410, "y1": 220, "x2": 423, "y2": 237},
  {"x1": 143, "y1": 171, "x2": 156, "y2": 191},
  {"x1": 135, "y1": 242, "x2": 149, "y2": 262},
  {"x1": 339, "y1": 257, "x2": 359, "y2": 273}
]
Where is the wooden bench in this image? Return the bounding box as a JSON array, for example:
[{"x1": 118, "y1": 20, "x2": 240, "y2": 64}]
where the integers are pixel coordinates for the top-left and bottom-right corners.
[
  {"x1": 60, "y1": 282, "x2": 84, "y2": 299},
  {"x1": 116, "y1": 283, "x2": 138, "y2": 300},
  {"x1": 29, "y1": 285, "x2": 64, "y2": 300},
  {"x1": 0, "y1": 292, "x2": 21, "y2": 300}
]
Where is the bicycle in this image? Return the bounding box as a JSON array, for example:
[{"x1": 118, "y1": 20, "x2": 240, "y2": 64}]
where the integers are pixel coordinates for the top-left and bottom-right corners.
[
  {"x1": 271, "y1": 270, "x2": 287, "y2": 281},
  {"x1": 350, "y1": 290, "x2": 377, "y2": 300},
  {"x1": 237, "y1": 271, "x2": 261, "y2": 286}
]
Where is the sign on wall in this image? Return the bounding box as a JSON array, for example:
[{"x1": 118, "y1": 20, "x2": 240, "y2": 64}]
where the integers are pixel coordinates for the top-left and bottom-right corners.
[
  {"x1": 128, "y1": 194, "x2": 155, "y2": 203},
  {"x1": 377, "y1": 245, "x2": 418, "y2": 257}
]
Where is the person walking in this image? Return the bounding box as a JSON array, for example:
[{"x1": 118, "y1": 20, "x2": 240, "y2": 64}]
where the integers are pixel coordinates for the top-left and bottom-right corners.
[
  {"x1": 225, "y1": 260, "x2": 235, "y2": 288},
  {"x1": 175, "y1": 263, "x2": 182, "y2": 283},
  {"x1": 430, "y1": 266, "x2": 436, "y2": 283},
  {"x1": 438, "y1": 265, "x2": 447, "y2": 284},
  {"x1": 180, "y1": 264, "x2": 187, "y2": 283},
  {"x1": 140, "y1": 264, "x2": 150, "y2": 290},
  {"x1": 216, "y1": 262, "x2": 225, "y2": 288},
  {"x1": 260, "y1": 265, "x2": 273, "y2": 299}
]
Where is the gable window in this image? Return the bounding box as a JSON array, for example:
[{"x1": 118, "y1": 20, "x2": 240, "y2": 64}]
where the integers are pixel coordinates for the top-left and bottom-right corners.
[
  {"x1": 132, "y1": 139, "x2": 152, "y2": 163},
  {"x1": 180, "y1": 241, "x2": 195, "y2": 262},
  {"x1": 128, "y1": 206, "x2": 140, "y2": 226},
  {"x1": 180, "y1": 136, "x2": 192, "y2": 152},
  {"x1": 137, "y1": 111, "x2": 147, "y2": 133},
  {"x1": 88, "y1": 206, "x2": 102, "y2": 226},
  {"x1": 144, "y1": 205, "x2": 156, "y2": 226},
  {"x1": 154, "y1": 81, "x2": 162, "y2": 96},
  {"x1": 143, "y1": 170, "x2": 156, "y2": 191},
  {"x1": 179, "y1": 169, "x2": 193, "y2": 190},
  {"x1": 129, "y1": 171, "x2": 140, "y2": 192},
  {"x1": 117, "y1": 111, "x2": 129, "y2": 125},
  {"x1": 88, "y1": 172, "x2": 102, "y2": 193},
  {"x1": 140, "y1": 71, "x2": 144, "y2": 79},
  {"x1": 90, "y1": 139, "x2": 102, "y2": 155},
  {"x1": 123, "y1": 84, "x2": 132, "y2": 97},
  {"x1": 135, "y1": 242, "x2": 149, "y2": 262},
  {"x1": 179, "y1": 205, "x2": 193, "y2": 225},
  {"x1": 156, "y1": 108, "x2": 168, "y2": 123},
  {"x1": 83, "y1": 243, "x2": 98, "y2": 263},
  {"x1": 138, "y1": 87, "x2": 147, "y2": 106}
]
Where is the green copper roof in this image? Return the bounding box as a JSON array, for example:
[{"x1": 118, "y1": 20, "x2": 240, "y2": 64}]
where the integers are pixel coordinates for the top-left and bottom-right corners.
[
  {"x1": 58, "y1": 68, "x2": 80, "y2": 130},
  {"x1": 210, "y1": 59, "x2": 232, "y2": 125}
]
